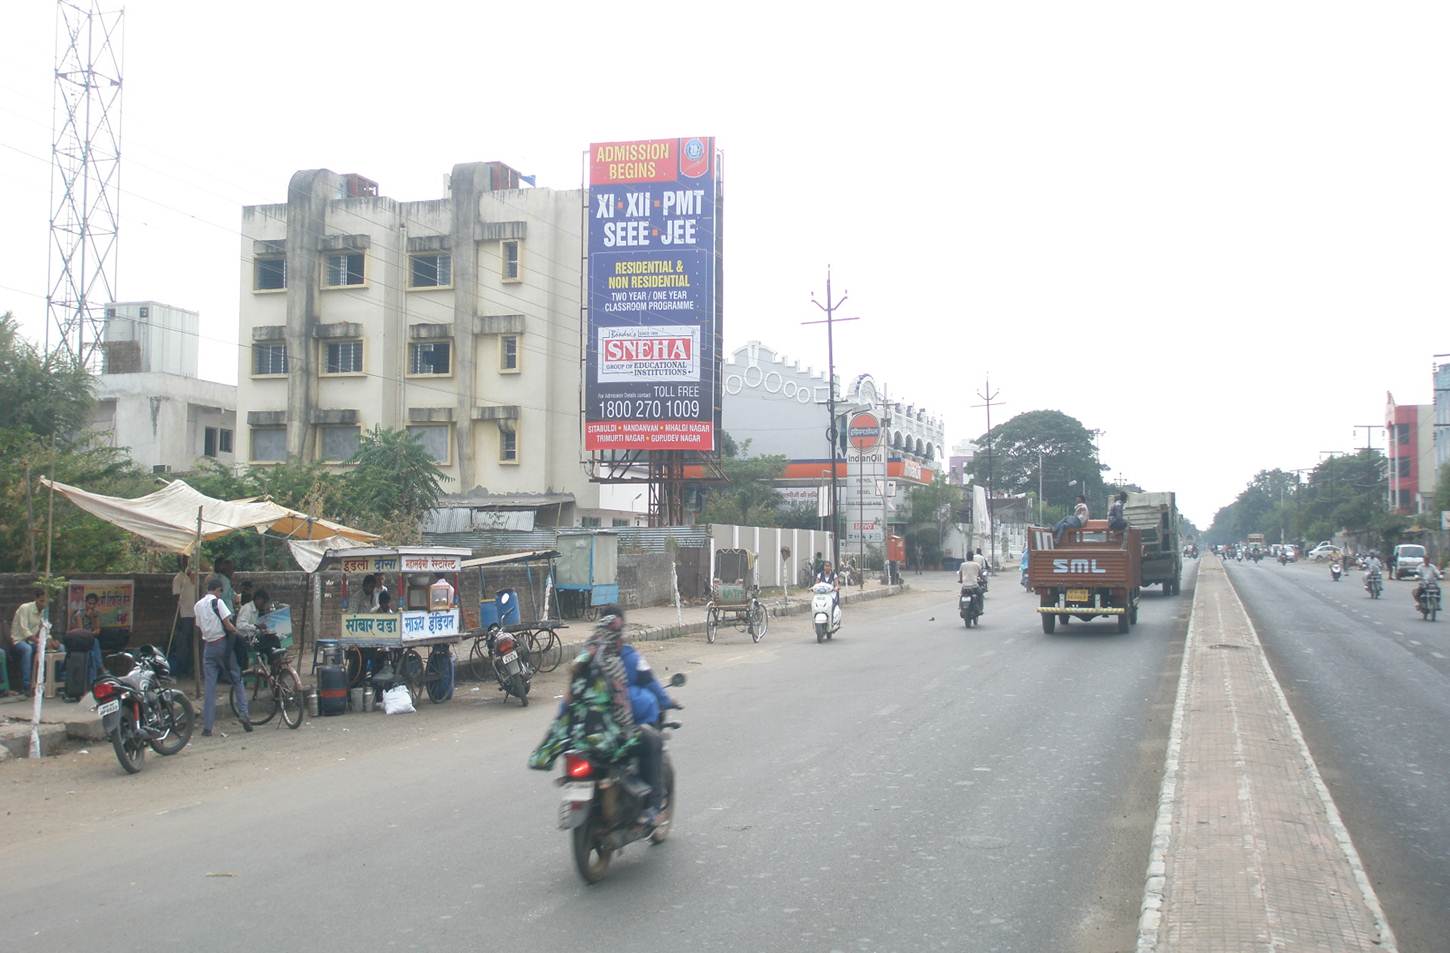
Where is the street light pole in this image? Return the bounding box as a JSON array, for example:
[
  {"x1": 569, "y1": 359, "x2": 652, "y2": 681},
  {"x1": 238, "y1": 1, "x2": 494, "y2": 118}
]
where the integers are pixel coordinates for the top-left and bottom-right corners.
[
  {"x1": 973, "y1": 377, "x2": 1003, "y2": 567},
  {"x1": 804, "y1": 267, "x2": 860, "y2": 570}
]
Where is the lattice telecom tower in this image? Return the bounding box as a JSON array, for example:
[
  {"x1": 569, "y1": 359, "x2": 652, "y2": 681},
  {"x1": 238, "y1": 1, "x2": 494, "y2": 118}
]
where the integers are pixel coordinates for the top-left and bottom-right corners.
[{"x1": 46, "y1": 0, "x2": 124, "y2": 367}]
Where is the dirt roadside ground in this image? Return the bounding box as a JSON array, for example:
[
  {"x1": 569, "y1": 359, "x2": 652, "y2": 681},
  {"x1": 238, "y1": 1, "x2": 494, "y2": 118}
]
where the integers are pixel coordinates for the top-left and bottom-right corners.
[{"x1": 0, "y1": 632, "x2": 717, "y2": 849}]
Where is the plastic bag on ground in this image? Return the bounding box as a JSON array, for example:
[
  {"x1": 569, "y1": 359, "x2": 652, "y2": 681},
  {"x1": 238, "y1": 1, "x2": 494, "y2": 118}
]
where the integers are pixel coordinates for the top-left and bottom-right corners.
[{"x1": 382, "y1": 685, "x2": 415, "y2": 715}]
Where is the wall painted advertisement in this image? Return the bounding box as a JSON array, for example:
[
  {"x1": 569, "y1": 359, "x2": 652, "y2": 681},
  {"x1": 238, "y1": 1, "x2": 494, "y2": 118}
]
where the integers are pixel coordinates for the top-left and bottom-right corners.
[{"x1": 585, "y1": 136, "x2": 720, "y2": 451}]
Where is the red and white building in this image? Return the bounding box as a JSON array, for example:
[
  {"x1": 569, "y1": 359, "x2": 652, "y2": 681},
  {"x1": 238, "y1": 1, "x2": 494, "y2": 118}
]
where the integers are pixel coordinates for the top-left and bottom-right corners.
[{"x1": 1386, "y1": 394, "x2": 1437, "y2": 515}]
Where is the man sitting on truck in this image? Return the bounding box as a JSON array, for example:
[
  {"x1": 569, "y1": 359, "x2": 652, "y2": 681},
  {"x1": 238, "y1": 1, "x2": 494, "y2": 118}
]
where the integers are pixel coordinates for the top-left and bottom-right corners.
[
  {"x1": 1053, "y1": 495, "x2": 1090, "y2": 544},
  {"x1": 1107, "y1": 492, "x2": 1128, "y2": 531}
]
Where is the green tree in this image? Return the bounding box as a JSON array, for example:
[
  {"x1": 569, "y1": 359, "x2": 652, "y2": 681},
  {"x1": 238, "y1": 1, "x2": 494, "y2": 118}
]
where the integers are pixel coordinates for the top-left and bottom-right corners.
[
  {"x1": 903, "y1": 475, "x2": 960, "y2": 568},
  {"x1": 341, "y1": 426, "x2": 448, "y2": 538},
  {"x1": 968, "y1": 410, "x2": 1108, "y2": 512}
]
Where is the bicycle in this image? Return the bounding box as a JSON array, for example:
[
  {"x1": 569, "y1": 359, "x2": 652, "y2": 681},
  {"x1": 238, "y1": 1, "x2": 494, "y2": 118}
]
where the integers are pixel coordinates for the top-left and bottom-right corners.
[
  {"x1": 525, "y1": 627, "x2": 565, "y2": 673},
  {"x1": 229, "y1": 631, "x2": 304, "y2": 728}
]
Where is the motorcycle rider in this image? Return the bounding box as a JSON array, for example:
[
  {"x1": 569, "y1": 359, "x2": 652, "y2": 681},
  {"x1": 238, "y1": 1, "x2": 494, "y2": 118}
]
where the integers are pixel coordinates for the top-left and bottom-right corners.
[
  {"x1": 1413, "y1": 560, "x2": 1442, "y2": 608},
  {"x1": 537, "y1": 607, "x2": 665, "y2": 828},
  {"x1": 1363, "y1": 552, "x2": 1383, "y2": 591},
  {"x1": 958, "y1": 551, "x2": 986, "y2": 615}
]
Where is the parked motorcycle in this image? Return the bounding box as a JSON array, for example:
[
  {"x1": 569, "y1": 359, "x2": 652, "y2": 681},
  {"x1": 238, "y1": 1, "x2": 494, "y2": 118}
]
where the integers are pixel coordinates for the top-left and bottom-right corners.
[
  {"x1": 1416, "y1": 579, "x2": 1440, "y2": 621},
  {"x1": 811, "y1": 582, "x2": 842, "y2": 642},
  {"x1": 485, "y1": 625, "x2": 532, "y2": 705},
  {"x1": 1364, "y1": 569, "x2": 1383, "y2": 600},
  {"x1": 959, "y1": 585, "x2": 984, "y2": 628},
  {"x1": 90, "y1": 645, "x2": 194, "y2": 775},
  {"x1": 1330, "y1": 561, "x2": 1343, "y2": 582},
  {"x1": 559, "y1": 673, "x2": 687, "y2": 883}
]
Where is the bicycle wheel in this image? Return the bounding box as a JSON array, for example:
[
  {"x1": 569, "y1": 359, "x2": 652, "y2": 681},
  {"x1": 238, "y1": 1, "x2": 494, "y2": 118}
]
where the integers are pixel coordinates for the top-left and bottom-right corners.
[
  {"x1": 749, "y1": 601, "x2": 768, "y2": 643},
  {"x1": 705, "y1": 606, "x2": 718, "y2": 644},
  {"x1": 467, "y1": 637, "x2": 491, "y2": 681},
  {"x1": 530, "y1": 630, "x2": 564, "y2": 674},
  {"x1": 230, "y1": 668, "x2": 278, "y2": 726},
  {"x1": 277, "y1": 668, "x2": 304, "y2": 728}
]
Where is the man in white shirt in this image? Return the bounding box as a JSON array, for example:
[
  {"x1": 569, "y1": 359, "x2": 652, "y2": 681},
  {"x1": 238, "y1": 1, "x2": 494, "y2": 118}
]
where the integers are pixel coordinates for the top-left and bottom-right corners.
[
  {"x1": 195, "y1": 576, "x2": 250, "y2": 737},
  {"x1": 170, "y1": 557, "x2": 197, "y2": 677}
]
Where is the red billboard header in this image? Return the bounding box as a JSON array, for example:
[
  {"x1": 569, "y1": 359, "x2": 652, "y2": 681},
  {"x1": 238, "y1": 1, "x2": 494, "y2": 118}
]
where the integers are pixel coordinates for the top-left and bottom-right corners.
[{"x1": 590, "y1": 137, "x2": 714, "y2": 186}]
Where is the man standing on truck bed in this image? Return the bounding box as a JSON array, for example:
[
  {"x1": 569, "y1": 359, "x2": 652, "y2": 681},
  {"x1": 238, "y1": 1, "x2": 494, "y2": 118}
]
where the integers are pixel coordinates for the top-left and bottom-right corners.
[{"x1": 1107, "y1": 492, "x2": 1128, "y2": 531}]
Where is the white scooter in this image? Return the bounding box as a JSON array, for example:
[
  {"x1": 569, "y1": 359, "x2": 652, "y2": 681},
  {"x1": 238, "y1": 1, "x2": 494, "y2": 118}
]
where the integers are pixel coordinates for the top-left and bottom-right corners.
[{"x1": 811, "y1": 582, "x2": 842, "y2": 643}]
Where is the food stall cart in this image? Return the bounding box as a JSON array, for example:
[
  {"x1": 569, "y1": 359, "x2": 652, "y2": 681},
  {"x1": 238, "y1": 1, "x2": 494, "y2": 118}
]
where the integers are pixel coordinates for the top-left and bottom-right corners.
[
  {"x1": 554, "y1": 531, "x2": 619, "y2": 621},
  {"x1": 317, "y1": 546, "x2": 471, "y2": 705}
]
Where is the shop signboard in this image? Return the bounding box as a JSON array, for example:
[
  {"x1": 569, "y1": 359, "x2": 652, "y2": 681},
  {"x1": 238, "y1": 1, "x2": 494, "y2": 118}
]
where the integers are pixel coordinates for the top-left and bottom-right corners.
[
  {"x1": 340, "y1": 613, "x2": 400, "y2": 640},
  {"x1": 66, "y1": 579, "x2": 134, "y2": 631},
  {"x1": 585, "y1": 136, "x2": 720, "y2": 452},
  {"x1": 401, "y1": 608, "x2": 461, "y2": 644}
]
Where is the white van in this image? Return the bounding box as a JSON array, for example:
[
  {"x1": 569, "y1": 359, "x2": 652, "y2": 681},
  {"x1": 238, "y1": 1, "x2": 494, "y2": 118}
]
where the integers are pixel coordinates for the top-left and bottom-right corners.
[{"x1": 1393, "y1": 543, "x2": 1427, "y2": 580}]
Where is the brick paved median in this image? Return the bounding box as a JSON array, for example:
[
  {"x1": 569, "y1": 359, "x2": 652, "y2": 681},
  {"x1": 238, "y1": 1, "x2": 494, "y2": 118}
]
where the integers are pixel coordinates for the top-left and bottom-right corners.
[{"x1": 1139, "y1": 559, "x2": 1396, "y2": 952}]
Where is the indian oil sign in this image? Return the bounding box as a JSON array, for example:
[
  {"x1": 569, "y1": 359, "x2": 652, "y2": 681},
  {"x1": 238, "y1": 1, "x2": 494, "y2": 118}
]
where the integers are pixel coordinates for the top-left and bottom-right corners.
[{"x1": 585, "y1": 136, "x2": 720, "y2": 452}]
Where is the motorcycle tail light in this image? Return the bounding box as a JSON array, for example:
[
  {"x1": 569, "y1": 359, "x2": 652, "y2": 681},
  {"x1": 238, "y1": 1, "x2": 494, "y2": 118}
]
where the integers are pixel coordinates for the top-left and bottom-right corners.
[
  {"x1": 92, "y1": 681, "x2": 117, "y2": 702},
  {"x1": 565, "y1": 753, "x2": 592, "y2": 779},
  {"x1": 497, "y1": 636, "x2": 516, "y2": 655}
]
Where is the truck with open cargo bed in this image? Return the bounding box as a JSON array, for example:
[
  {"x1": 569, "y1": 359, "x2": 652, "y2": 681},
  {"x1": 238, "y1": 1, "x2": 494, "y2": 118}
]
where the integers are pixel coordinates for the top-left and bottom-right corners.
[
  {"x1": 1027, "y1": 521, "x2": 1143, "y2": 634},
  {"x1": 1125, "y1": 491, "x2": 1182, "y2": 595}
]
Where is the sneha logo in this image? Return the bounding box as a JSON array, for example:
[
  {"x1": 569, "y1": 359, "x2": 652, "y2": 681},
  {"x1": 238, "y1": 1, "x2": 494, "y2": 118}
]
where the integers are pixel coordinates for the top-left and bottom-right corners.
[{"x1": 1052, "y1": 558, "x2": 1108, "y2": 574}]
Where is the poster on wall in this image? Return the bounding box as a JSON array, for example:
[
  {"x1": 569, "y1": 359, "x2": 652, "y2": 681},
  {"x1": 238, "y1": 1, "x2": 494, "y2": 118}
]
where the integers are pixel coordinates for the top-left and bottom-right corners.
[
  {"x1": 65, "y1": 580, "x2": 134, "y2": 631},
  {"x1": 585, "y1": 136, "x2": 720, "y2": 452}
]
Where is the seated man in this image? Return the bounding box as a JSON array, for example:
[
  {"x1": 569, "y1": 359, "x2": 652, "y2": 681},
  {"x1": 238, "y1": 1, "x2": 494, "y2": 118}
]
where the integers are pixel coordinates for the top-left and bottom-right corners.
[
  {"x1": 1107, "y1": 492, "x2": 1129, "y2": 532},
  {"x1": 1054, "y1": 495, "x2": 1090, "y2": 543},
  {"x1": 8, "y1": 588, "x2": 57, "y2": 696},
  {"x1": 67, "y1": 591, "x2": 105, "y2": 691}
]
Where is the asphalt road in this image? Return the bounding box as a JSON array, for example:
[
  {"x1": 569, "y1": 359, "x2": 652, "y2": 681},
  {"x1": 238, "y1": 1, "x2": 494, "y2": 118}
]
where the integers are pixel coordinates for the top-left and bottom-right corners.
[
  {"x1": 5, "y1": 568, "x2": 1195, "y2": 953},
  {"x1": 1225, "y1": 558, "x2": 1450, "y2": 953}
]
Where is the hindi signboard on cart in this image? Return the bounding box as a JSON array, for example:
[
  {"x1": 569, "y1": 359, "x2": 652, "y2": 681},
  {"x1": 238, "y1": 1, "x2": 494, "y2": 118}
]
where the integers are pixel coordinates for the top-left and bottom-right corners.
[{"x1": 585, "y1": 136, "x2": 721, "y2": 452}]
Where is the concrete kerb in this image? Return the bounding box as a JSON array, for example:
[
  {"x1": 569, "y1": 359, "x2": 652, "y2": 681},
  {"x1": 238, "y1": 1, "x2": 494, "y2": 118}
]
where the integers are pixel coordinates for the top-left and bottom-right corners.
[{"x1": 556, "y1": 583, "x2": 909, "y2": 659}]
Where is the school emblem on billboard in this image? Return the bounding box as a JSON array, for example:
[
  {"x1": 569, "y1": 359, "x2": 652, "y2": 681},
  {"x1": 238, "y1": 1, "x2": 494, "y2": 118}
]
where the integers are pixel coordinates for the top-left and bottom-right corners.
[{"x1": 584, "y1": 136, "x2": 720, "y2": 452}]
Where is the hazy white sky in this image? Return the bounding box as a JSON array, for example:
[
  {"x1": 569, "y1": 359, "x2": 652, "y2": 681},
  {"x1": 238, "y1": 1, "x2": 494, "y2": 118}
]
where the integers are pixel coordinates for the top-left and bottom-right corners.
[{"x1": 2, "y1": 1, "x2": 1447, "y2": 526}]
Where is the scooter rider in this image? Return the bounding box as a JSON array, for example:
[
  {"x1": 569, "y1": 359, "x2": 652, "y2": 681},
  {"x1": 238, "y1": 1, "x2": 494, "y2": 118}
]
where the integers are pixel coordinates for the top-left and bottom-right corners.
[{"x1": 816, "y1": 559, "x2": 841, "y2": 612}]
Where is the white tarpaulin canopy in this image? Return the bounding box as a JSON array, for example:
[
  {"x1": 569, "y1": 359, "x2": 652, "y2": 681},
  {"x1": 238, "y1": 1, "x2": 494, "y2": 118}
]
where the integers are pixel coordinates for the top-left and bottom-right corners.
[{"x1": 39, "y1": 477, "x2": 378, "y2": 556}]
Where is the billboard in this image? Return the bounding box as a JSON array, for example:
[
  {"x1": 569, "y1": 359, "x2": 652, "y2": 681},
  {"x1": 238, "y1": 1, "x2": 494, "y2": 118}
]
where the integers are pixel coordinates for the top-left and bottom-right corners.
[
  {"x1": 66, "y1": 580, "x2": 134, "y2": 631},
  {"x1": 585, "y1": 136, "x2": 719, "y2": 452}
]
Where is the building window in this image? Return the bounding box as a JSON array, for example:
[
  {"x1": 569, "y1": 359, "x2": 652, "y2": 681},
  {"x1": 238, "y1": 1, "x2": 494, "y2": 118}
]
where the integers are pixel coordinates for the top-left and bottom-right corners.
[
  {"x1": 320, "y1": 424, "x2": 361, "y2": 462},
  {"x1": 1396, "y1": 423, "x2": 1411, "y2": 446},
  {"x1": 410, "y1": 253, "x2": 451, "y2": 288},
  {"x1": 251, "y1": 427, "x2": 287, "y2": 462},
  {"x1": 408, "y1": 341, "x2": 451, "y2": 376},
  {"x1": 219, "y1": 428, "x2": 233, "y2": 453},
  {"x1": 1397, "y1": 455, "x2": 1412, "y2": 478},
  {"x1": 204, "y1": 427, "x2": 218, "y2": 458},
  {"x1": 138, "y1": 306, "x2": 149, "y2": 318},
  {"x1": 323, "y1": 339, "x2": 363, "y2": 375},
  {"x1": 1398, "y1": 489, "x2": 1413, "y2": 510},
  {"x1": 500, "y1": 334, "x2": 520, "y2": 372},
  {"x1": 612, "y1": 518, "x2": 631, "y2": 528},
  {"x1": 406, "y1": 424, "x2": 450, "y2": 464},
  {"x1": 254, "y1": 257, "x2": 287, "y2": 291},
  {"x1": 253, "y1": 342, "x2": 288, "y2": 376},
  {"x1": 501, "y1": 240, "x2": 521, "y2": 282},
  {"x1": 499, "y1": 421, "x2": 518, "y2": 463},
  {"x1": 580, "y1": 516, "x2": 601, "y2": 528},
  {"x1": 323, "y1": 252, "x2": 365, "y2": 288}
]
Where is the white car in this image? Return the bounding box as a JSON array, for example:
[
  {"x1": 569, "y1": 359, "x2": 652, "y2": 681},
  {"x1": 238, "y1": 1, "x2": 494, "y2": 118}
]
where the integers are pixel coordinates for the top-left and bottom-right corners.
[{"x1": 1306, "y1": 542, "x2": 1340, "y2": 561}]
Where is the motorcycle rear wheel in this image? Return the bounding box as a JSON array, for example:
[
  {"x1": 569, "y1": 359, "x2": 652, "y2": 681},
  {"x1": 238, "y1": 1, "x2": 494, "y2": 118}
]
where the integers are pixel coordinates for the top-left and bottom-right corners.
[
  {"x1": 112, "y1": 725, "x2": 145, "y2": 774},
  {"x1": 572, "y1": 817, "x2": 613, "y2": 884},
  {"x1": 508, "y1": 673, "x2": 530, "y2": 706},
  {"x1": 149, "y1": 690, "x2": 194, "y2": 755}
]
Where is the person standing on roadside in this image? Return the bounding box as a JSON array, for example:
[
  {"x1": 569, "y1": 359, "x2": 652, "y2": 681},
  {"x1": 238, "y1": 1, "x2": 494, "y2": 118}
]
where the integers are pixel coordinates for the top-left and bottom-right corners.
[
  {"x1": 170, "y1": 555, "x2": 196, "y2": 677},
  {"x1": 8, "y1": 588, "x2": 56, "y2": 696},
  {"x1": 195, "y1": 576, "x2": 251, "y2": 737}
]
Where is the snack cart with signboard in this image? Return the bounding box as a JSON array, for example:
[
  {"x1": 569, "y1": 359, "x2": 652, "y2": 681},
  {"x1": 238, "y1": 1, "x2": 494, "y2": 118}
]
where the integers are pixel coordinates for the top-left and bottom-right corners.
[
  {"x1": 554, "y1": 531, "x2": 619, "y2": 621},
  {"x1": 317, "y1": 547, "x2": 471, "y2": 705}
]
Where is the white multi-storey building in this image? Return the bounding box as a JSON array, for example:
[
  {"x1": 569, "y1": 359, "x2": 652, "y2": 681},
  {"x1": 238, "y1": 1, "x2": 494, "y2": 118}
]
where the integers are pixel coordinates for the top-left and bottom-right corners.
[
  {"x1": 90, "y1": 301, "x2": 236, "y2": 473},
  {"x1": 237, "y1": 164, "x2": 613, "y2": 523}
]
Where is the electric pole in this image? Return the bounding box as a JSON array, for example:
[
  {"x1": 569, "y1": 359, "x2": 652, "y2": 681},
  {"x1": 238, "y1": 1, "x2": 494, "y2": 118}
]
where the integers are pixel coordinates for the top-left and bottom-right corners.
[
  {"x1": 973, "y1": 377, "x2": 1003, "y2": 567},
  {"x1": 804, "y1": 266, "x2": 859, "y2": 569}
]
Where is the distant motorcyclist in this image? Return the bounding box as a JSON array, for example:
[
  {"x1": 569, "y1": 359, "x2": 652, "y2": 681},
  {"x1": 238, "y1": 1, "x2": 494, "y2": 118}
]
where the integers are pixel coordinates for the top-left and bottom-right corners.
[{"x1": 1413, "y1": 561, "x2": 1442, "y2": 607}]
